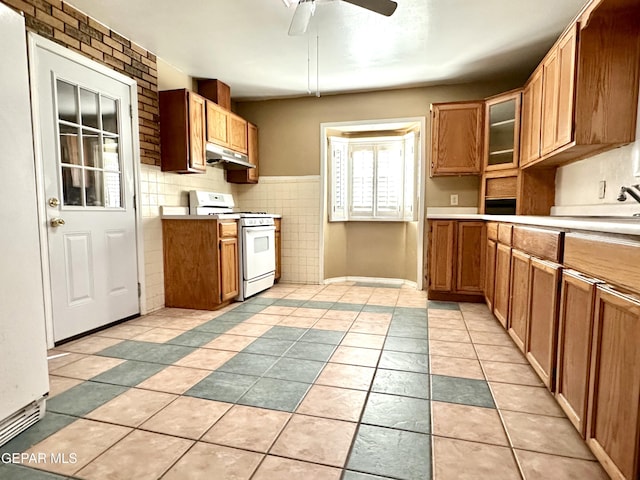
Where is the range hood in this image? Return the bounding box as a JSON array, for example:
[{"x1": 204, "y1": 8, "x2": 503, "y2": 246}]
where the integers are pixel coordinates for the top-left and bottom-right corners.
[{"x1": 206, "y1": 143, "x2": 254, "y2": 170}]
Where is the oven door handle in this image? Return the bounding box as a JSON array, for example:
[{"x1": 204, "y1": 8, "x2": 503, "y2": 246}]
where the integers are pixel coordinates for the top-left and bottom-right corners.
[{"x1": 243, "y1": 226, "x2": 276, "y2": 232}]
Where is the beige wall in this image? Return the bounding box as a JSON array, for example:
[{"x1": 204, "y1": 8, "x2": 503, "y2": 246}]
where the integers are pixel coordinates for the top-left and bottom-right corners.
[
  {"x1": 157, "y1": 57, "x2": 196, "y2": 91},
  {"x1": 237, "y1": 80, "x2": 520, "y2": 283}
]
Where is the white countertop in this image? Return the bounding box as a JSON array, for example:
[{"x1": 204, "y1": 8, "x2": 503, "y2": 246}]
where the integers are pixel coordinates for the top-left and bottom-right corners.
[{"x1": 426, "y1": 212, "x2": 640, "y2": 236}]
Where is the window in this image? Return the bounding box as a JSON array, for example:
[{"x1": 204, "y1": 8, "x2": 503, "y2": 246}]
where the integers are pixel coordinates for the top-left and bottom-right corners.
[{"x1": 329, "y1": 132, "x2": 417, "y2": 221}]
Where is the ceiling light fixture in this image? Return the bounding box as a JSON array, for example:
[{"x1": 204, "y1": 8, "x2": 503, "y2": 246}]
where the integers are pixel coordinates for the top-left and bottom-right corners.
[{"x1": 288, "y1": 0, "x2": 316, "y2": 35}]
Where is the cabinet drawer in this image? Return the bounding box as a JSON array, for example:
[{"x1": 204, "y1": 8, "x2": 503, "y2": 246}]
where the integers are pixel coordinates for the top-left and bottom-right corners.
[
  {"x1": 486, "y1": 176, "x2": 517, "y2": 199},
  {"x1": 219, "y1": 221, "x2": 238, "y2": 238},
  {"x1": 498, "y1": 223, "x2": 513, "y2": 245},
  {"x1": 487, "y1": 222, "x2": 498, "y2": 241},
  {"x1": 564, "y1": 234, "x2": 640, "y2": 294},
  {"x1": 512, "y1": 226, "x2": 563, "y2": 263}
]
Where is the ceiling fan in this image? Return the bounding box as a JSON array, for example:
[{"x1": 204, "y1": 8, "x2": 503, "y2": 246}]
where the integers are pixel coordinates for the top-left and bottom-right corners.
[{"x1": 287, "y1": 0, "x2": 398, "y2": 36}]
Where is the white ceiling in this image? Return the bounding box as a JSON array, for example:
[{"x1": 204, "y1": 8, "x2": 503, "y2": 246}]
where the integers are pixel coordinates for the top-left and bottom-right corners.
[{"x1": 65, "y1": 0, "x2": 588, "y2": 100}]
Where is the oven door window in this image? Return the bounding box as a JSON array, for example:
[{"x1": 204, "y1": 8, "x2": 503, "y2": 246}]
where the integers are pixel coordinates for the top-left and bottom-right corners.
[{"x1": 243, "y1": 227, "x2": 276, "y2": 279}]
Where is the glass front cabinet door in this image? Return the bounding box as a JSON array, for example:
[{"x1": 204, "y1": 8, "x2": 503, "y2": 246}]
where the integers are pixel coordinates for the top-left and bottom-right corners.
[{"x1": 484, "y1": 90, "x2": 522, "y2": 171}]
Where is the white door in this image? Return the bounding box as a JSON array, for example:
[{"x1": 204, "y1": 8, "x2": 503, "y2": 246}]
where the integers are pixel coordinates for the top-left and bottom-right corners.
[{"x1": 33, "y1": 40, "x2": 139, "y2": 342}]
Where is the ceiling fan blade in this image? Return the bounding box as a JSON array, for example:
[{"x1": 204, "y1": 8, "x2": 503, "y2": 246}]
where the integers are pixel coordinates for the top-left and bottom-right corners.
[
  {"x1": 288, "y1": 0, "x2": 316, "y2": 36},
  {"x1": 343, "y1": 0, "x2": 398, "y2": 16}
]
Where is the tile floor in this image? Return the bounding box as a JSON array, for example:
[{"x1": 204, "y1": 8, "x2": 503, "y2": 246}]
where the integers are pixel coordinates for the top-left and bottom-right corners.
[{"x1": 0, "y1": 283, "x2": 610, "y2": 480}]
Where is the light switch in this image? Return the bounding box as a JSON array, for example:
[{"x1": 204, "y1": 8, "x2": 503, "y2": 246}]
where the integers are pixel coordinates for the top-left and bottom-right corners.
[
  {"x1": 450, "y1": 194, "x2": 459, "y2": 206},
  {"x1": 598, "y1": 180, "x2": 606, "y2": 199}
]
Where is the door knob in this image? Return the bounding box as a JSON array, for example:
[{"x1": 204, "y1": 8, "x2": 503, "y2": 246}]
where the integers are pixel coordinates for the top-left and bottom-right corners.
[
  {"x1": 48, "y1": 197, "x2": 60, "y2": 207},
  {"x1": 50, "y1": 217, "x2": 65, "y2": 227}
]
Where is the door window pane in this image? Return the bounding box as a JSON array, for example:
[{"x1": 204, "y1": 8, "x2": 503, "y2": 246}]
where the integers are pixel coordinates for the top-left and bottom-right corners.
[
  {"x1": 61, "y1": 166, "x2": 83, "y2": 206},
  {"x1": 57, "y1": 80, "x2": 78, "y2": 124},
  {"x1": 82, "y1": 130, "x2": 102, "y2": 168},
  {"x1": 104, "y1": 172, "x2": 122, "y2": 208},
  {"x1": 85, "y1": 170, "x2": 104, "y2": 207},
  {"x1": 59, "y1": 124, "x2": 81, "y2": 165},
  {"x1": 80, "y1": 88, "x2": 100, "y2": 129},
  {"x1": 103, "y1": 136, "x2": 120, "y2": 171},
  {"x1": 101, "y1": 96, "x2": 118, "y2": 134}
]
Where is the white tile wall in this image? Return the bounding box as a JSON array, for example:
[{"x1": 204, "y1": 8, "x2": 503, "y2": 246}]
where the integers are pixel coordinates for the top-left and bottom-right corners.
[
  {"x1": 235, "y1": 176, "x2": 321, "y2": 285},
  {"x1": 139, "y1": 164, "x2": 232, "y2": 312}
]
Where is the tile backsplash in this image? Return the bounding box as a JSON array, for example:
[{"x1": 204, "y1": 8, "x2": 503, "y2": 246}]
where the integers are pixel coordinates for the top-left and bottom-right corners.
[{"x1": 140, "y1": 166, "x2": 320, "y2": 312}]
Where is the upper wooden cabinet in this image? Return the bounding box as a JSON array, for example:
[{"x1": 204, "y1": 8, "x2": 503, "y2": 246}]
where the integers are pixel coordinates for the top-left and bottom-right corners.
[
  {"x1": 484, "y1": 90, "x2": 522, "y2": 172},
  {"x1": 206, "y1": 100, "x2": 230, "y2": 147},
  {"x1": 229, "y1": 113, "x2": 248, "y2": 154},
  {"x1": 227, "y1": 122, "x2": 259, "y2": 184},
  {"x1": 160, "y1": 89, "x2": 207, "y2": 173},
  {"x1": 430, "y1": 101, "x2": 484, "y2": 176},
  {"x1": 521, "y1": 5, "x2": 640, "y2": 168}
]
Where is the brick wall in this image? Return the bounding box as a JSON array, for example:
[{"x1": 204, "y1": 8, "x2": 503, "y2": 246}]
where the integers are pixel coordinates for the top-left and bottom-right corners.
[{"x1": 2, "y1": 0, "x2": 161, "y2": 166}]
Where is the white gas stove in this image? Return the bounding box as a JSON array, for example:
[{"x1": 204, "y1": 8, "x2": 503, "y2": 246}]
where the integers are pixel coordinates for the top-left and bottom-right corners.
[{"x1": 189, "y1": 191, "x2": 276, "y2": 300}]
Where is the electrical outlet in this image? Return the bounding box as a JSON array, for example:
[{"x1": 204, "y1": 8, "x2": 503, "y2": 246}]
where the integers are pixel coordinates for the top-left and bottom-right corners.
[
  {"x1": 598, "y1": 180, "x2": 606, "y2": 199},
  {"x1": 450, "y1": 194, "x2": 459, "y2": 206}
]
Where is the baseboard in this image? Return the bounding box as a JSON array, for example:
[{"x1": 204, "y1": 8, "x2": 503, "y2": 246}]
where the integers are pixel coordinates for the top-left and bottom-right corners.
[{"x1": 324, "y1": 276, "x2": 418, "y2": 289}]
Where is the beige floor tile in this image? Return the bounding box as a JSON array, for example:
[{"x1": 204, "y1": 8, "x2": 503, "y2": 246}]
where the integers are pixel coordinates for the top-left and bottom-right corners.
[
  {"x1": 286, "y1": 293, "x2": 315, "y2": 300},
  {"x1": 315, "y1": 363, "x2": 375, "y2": 391},
  {"x1": 85, "y1": 388, "x2": 176, "y2": 427},
  {"x1": 430, "y1": 356, "x2": 484, "y2": 380},
  {"x1": 203, "y1": 334, "x2": 256, "y2": 352},
  {"x1": 429, "y1": 340, "x2": 477, "y2": 359},
  {"x1": 329, "y1": 346, "x2": 380, "y2": 367},
  {"x1": 469, "y1": 330, "x2": 514, "y2": 347},
  {"x1": 244, "y1": 313, "x2": 286, "y2": 325},
  {"x1": 140, "y1": 397, "x2": 231, "y2": 439},
  {"x1": 356, "y1": 312, "x2": 392, "y2": 323},
  {"x1": 226, "y1": 323, "x2": 273, "y2": 337},
  {"x1": 459, "y1": 302, "x2": 492, "y2": 314},
  {"x1": 25, "y1": 419, "x2": 131, "y2": 476},
  {"x1": 158, "y1": 316, "x2": 213, "y2": 330},
  {"x1": 262, "y1": 305, "x2": 297, "y2": 315},
  {"x1": 427, "y1": 309, "x2": 463, "y2": 320},
  {"x1": 515, "y1": 449, "x2": 609, "y2": 480},
  {"x1": 482, "y1": 361, "x2": 544, "y2": 387},
  {"x1": 77, "y1": 430, "x2": 193, "y2": 480},
  {"x1": 465, "y1": 320, "x2": 506, "y2": 334},
  {"x1": 51, "y1": 355, "x2": 124, "y2": 380},
  {"x1": 296, "y1": 385, "x2": 367, "y2": 422},
  {"x1": 271, "y1": 414, "x2": 357, "y2": 467},
  {"x1": 48, "y1": 375, "x2": 84, "y2": 397},
  {"x1": 367, "y1": 298, "x2": 398, "y2": 307},
  {"x1": 252, "y1": 456, "x2": 342, "y2": 480},
  {"x1": 57, "y1": 336, "x2": 123, "y2": 354},
  {"x1": 130, "y1": 327, "x2": 183, "y2": 343},
  {"x1": 427, "y1": 317, "x2": 467, "y2": 330},
  {"x1": 502, "y1": 411, "x2": 595, "y2": 460},
  {"x1": 94, "y1": 324, "x2": 154, "y2": 340},
  {"x1": 429, "y1": 327, "x2": 472, "y2": 343},
  {"x1": 47, "y1": 352, "x2": 87, "y2": 371},
  {"x1": 432, "y1": 401, "x2": 509, "y2": 446},
  {"x1": 136, "y1": 366, "x2": 210, "y2": 394},
  {"x1": 163, "y1": 442, "x2": 262, "y2": 480},
  {"x1": 173, "y1": 348, "x2": 236, "y2": 370},
  {"x1": 278, "y1": 316, "x2": 319, "y2": 328},
  {"x1": 475, "y1": 344, "x2": 528, "y2": 364},
  {"x1": 340, "y1": 333, "x2": 385, "y2": 349},
  {"x1": 433, "y1": 437, "x2": 520, "y2": 480},
  {"x1": 292, "y1": 307, "x2": 327, "y2": 318},
  {"x1": 126, "y1": 315, "x2": 175, "y2": 328},
  {"x1": 313, "y1": 319, "x2": 354, "y2": 331},
  {"x1": 202, "y1": 405, "x2": 291, "y2": 452},
  {"x1": 322, "y1": 310, "x2": 359, "y2": 321},
  {"x1": 349, "y1": 321, "x2": 389, "y2": 335},
  {"x1": 491, "y1": 383, "x2": 565, "y2": 417}
]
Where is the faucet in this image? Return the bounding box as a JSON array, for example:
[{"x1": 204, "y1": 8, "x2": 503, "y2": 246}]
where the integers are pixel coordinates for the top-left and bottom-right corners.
[{"x1": 617, "y1": 184, "x2": 640, "y2": 204}]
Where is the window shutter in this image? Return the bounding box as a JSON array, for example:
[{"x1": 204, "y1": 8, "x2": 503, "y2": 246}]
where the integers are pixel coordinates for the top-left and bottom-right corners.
[
  {"x1": 375, "y1": 142, "x2": 403, "y2": 217},
  {"x1": 329, "y1": 137, "x2": 347, "y2": 221},
  {"x1": 350, "y1": 145, "x2": 374, "y2": 217}
]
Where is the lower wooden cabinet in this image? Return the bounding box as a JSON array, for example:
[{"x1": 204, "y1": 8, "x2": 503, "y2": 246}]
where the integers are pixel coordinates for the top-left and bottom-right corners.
[
  {"x1": 162, "y1": 219, "x2": 239, "y2": 310},
  {"x1": 525, "y1": 257, "x2": 562, "y2": 390},
  {"x1": 428, "y1": 220, "x2": 485, "y2": 300},
  {"x1": 587, "y1": 286, "x2": 640, "y2": 480},
  {"x1": 493, "y1": 243, "x2": 512, "y2": 328},
  {"x1": 555, "y1": 270, "x2": 600, "y2": 437},
  {"x1": 484, "y1": 238, "x2": 497, "y2": 310},
  {"x1": 508, "y1": 249, "x2": 531, "y2": 352}
]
